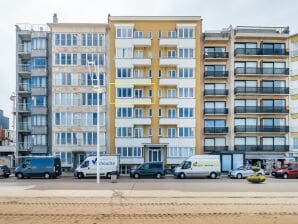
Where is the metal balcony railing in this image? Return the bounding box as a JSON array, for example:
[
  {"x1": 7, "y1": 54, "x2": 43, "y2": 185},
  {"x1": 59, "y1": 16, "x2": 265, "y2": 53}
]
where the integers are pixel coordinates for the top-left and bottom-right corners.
[
  {"x1": 204, "y1": 146, "x2": 228, "y2": 152},
  {"x1": 234, "y1": 48, "x2": 288, "y2": 56},
  {"x1": 204, "y1": 71, "x2": 229, "y2": 78},
  {"x1": 18, "y1": 44, "x2": 31, "y2": 53},
  {"x1": 204, "y1": 52, "x2": 229, "y2": 58},
  {"x1": 234, "y1": 87, "x2": 289, "y2": 94},
  {"x1": 234, "y1": 67, "x2": 289, "y2": 75},
  {"x1": 204, "y1": 127, "x2": 228, "y2": 133},
  {"x1": 18, "y1": 122, "x2": 32, "y2": 131},
  {"x1": 204, "y1": 89, "x2": 229, "y2": 96},
  {"x1": 18, "y1": 64, "x2": 31, "y2": 73},
  {"x1": 18, "y1": 142, "x2": 32, "y2": 152},
  {"x1": 234, "y1": 106, "x2": 289, "y2": 114},
  {"x1": 234, "y1": 125, "x2": 289, "y2": 133},
  {"x1": 18, "y1": 83, "x2": 31, "y2": 92},
  {"x1": 18, "y1": 103, "x2": 31, "y2": 112},
  {"x1": 234, "y1": 145, "x2": 289, "y2": 152},
  {"x1": 204, "y1": 108, "x2": 228, "y2": 114}
]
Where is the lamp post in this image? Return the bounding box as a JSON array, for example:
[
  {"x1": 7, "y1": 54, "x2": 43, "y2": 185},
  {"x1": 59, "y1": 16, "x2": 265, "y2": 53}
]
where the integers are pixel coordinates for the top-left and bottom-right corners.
[{"x1": 87, "y1": 60, "x2": 103, "y2": 184}]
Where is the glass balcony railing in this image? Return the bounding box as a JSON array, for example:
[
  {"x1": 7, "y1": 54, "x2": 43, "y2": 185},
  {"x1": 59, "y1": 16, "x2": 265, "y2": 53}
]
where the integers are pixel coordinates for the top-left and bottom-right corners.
[
  {"x1": 204, "y1": 108, "x2": 228, "y2": 114},
  {"x1": 204, "y1": 89, "x2": 229, "y2": 96},
  {"x1": 234, "y1": 106, "x2": 289, "y2": 114},
  {"x1": 235, "y1": 48, "x2": 288, "y2": 56},
  {"x1": 234, "y1": 87, "x2": 289, "y2": 94},
  {"x1": 204, "y1": 71, "x2": 229, "y2": 78},
  {"x1": 234, "y1": 67, "x2": 289, "y2": 75},
  {"x1": 204, "y1": 146, "x2": 228, "y2": 152},
  {"x1": 234, "y1": 125, "x2": 289, "y2": 133},
  {"x1": 204, "y1": 52, "x2": 229, "y2": 58},
  {"x1": 204, "y1": 127, "x2": 228, "y2": 133},
  {"x1": 234, "y1": 145, "x2": 289, "y2": 152}
]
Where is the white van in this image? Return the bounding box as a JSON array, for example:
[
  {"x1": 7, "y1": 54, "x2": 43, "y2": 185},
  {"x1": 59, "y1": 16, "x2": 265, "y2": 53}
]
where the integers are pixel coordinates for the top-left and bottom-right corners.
[
  {"x1": 174, "y1": 155, "x2": 221, "y2": 179},
  {"x1": 74, "y1": 155, "x2": 119, "y2": 179}
]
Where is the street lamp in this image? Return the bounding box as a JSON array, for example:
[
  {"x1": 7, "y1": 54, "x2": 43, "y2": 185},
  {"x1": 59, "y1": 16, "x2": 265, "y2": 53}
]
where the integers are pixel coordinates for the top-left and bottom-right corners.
[{"x1": 87, "y1": 60, "x2": 103, "y2": 184}]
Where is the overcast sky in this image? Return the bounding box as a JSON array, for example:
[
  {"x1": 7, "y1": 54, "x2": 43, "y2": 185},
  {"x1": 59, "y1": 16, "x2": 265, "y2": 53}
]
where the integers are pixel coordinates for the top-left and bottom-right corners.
[{"x1": 0, "y1": 0, "x2": 297, "y2": 128}]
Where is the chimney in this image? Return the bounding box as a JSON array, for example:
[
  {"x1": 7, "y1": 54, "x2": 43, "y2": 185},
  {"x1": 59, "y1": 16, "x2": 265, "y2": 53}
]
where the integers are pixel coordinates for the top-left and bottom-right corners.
[{"x1": 53, "y1": 13, "x2": 58, "y2": 23}]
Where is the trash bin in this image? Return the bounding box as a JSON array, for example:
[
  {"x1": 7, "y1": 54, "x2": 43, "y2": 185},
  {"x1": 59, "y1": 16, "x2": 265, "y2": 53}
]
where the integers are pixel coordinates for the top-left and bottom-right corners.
[{"x1": 110, "y1": 171, "x2": 118, "y2": 183}]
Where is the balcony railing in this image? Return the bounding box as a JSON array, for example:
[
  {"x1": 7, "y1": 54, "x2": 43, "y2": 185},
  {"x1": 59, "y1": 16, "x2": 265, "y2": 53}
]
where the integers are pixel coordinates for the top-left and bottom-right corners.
[
  {"x1": 204, "y1": 52, "x2": 229, "y2": 58},
  {"x1": 204, "y1": 108, "x2": 228, "y2": 114},
  {"x1": 18, "y1": 122, "x2": 32, "y2": 131},
  {"x1": 234, "y1": 106, "x2": 289, "y2": 114},
  {"x1": 234, "y1": 48, "x2": 288, "y2": 56},
  {"x1": 234, "y1": 87, "x2": 289, "y2": 94},
  {"x1": 234, "y1": 125, "x2": 289, "y2": 133},
  {"x1": 204, "y1": 89, "x2": 229, "y2": 96},
  {"x1": 18, "y1": 103, "x2": 31, "y2": 112},
  {"x1": 18, "y1": 64, "x2": 31, "y2": 73},
  {"x1": 204, "y1": 127, "x2": 228, "y2": 134},
  {"x1": 18, "y1": 44, "x2": 31, "y2": 53},
  {"x1": 204, "y1": 71, "x2": 229, "y2": 78},
  {"x1": 18, "y1": 142, "x2": 32, "y2": 152},
  {"x1": 234, "y1": 145, "x2": 289, "y2": 152},
  {"x1": 234, "y1": 67, "x2": 289, "y2": 75},
  {"x1": 18, "y1": 83, "x2": 31, "y2": 92},
  {"x1": 204, "y1": 146, "x2": 229, "y2": 152}
]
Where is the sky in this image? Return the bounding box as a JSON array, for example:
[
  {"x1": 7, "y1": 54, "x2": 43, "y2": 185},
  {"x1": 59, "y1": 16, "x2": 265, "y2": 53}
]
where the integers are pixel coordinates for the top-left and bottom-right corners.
[{"x1": 0, "y1": 0, "x2": 297, "y2": 128}]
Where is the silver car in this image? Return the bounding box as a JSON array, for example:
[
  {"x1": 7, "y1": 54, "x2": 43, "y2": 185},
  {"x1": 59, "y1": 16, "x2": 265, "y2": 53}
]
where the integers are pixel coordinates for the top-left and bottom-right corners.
[{"x1": 228, "y1": 166, "x2": 265, "y2": 179}]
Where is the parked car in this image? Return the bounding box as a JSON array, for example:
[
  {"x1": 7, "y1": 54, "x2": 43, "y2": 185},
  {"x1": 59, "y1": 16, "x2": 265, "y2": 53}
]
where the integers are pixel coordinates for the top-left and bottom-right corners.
[
  {"x1": 274, "y1": 162, "x2": 298, "y2": 179},
  {"x1": 0, "y1": 164, "x2": 10, "y2": 178},
  {"x1": 74, "y1": 155, "x2": 119, "y2": 179},
  {"x1": 174, "y1": 155, "x2": 221, "y2": 179},
  {"x1": 15, "y1": 157, "x2": 61, "y2": 179},
  {"x1": 228, "y1": 166, "x2": 265, "y2": 179},
  {"x1": 130, "y1": 162, "x2": 165, "y2": 179}
]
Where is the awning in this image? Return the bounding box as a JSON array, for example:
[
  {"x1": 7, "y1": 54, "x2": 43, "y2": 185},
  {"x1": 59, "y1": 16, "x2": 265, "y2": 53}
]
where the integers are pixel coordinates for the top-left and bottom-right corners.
[{"x1": 245, "y1": 153, "x2": 287, "y2": 160}]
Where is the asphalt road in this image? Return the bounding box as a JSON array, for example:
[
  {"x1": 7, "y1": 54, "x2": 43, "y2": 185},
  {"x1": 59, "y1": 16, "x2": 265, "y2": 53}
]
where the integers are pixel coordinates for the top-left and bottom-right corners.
[{"x1": 2, "y1": 175, "x2": 298, "y2": 192}]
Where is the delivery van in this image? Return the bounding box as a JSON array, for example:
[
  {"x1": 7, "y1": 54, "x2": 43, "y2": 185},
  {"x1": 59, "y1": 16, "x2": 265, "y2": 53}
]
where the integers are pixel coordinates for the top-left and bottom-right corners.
[
  {"x1": 74, "y1": 155, "x2": 119, "y2": 179},
  {"x1": 15, "y1": 157, "x2": 62, "y2": 179},
  {"x1": 174, "y1": 155, "x2": 221, "y2": 179}
]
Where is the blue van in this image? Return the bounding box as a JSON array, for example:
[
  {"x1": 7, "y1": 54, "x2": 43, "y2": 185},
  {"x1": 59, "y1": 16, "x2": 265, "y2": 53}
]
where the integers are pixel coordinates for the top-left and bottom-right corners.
[{"x1": 15, "y1": 157, "x2": 61, "y2": 179}]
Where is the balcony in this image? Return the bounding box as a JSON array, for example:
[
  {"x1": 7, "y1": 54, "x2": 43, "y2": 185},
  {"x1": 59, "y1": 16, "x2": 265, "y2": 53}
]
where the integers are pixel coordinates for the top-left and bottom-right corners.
[
  {"x1": 159, "y1": 57, "x2": 195, "y2": 67},
  {"x1": 234, "y1": 67, "x2": 289, "y2": 76},
  {"x1": 159, "y1": 78, "x2": 195, "y2": 87},
  {"x1": 234, "y1": 48, "x2": 289, "y2": 56},
  {"x1": 18, "y1": 142, "x2": 32, "y2": 152},
  {"x1": 204, "y1": 71, "x2": 229, "y2": 78},
  {"x1": 115, "y1": 57, "x2": 151, "y2": 67},
  {"x1": 18, "y1": 64, "x2": 31, "y2": 73},
  {"x1": 204, "y1": 52, "x2": 229, "y2": 59},
  {"x1": 234, "y1": 145, "x2": 289, "y2": 152},
  {"x1": 159, "y1": 38, "x2": 195, "y2": 47},
  {"x1": 204, "y1": 146, "x2": 229, "y2": 152},
  {"x1": 115, "y1": 137, "x2": 151, "y2": 147},
  {"x1": 18, "y1": 44, "x2": 31, "y2": 58},
  {"x1": 114, "y1": 97, "x2": 152, "y2": 105},
  {"x1": 159, "y1": 137, "x2": 195, "y2": 147},
  {"x1": 18, "y1": 103, "x2": 31, "y2": 113},
  {"x1": 18, "y1": 122, "x2": 31, "y2": 132},
  {"x1": 204, "y1": 89, "x2": 229, "y2": 96},
  {"x1": 159, "y1": 98, "x2": 195, "y2": 106},
  {"x1": 18, "y1": 83, "x2": 31, "y2": 93},
  {"x1": 115, "y1": 117, "x2": 152, "y2": 127},
  {"x1": 204, "y1": 127, "x2": 228, "y2": 134},
  {"x1": 204, "y1": 108, "x2": 228, "y2": 115},
  {"x1": 234, "y1": 106, "x2": 289, "y2": 114},
  {"x1": 115, "y1": 37, "x2": 151, "y2": 47},
  {"x1": 234, "y1": 87, "x2": 289, "y2": 95},
  {"x1": 234, "y1": 125, "x2": 289, "y2": 133},
  {"x1": 159, "y1": 117, "x2": 195, "y2": 126}
]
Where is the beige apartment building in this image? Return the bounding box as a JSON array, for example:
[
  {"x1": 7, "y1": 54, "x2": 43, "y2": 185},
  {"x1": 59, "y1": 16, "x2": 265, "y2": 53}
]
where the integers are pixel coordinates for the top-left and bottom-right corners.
[{"x1": 15, "y1": 14, "x2": 292, "y2": 172}]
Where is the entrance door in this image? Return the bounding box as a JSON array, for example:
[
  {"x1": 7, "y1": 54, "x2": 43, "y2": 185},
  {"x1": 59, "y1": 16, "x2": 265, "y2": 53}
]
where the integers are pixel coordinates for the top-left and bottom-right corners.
[
  {"x1": 149, "y1": 149, "x2": 162, "y2": 162},
  {"x1": 77, "y1": 153, "x2": 86, "y2": 166}
]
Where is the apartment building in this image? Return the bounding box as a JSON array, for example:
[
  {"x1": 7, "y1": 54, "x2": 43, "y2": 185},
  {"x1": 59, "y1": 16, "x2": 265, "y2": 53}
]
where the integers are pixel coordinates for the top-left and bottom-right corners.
[
  {"x1": 290, "y1": 34, "x2": 298, "y2": 160},
  {"x1": 15, "y1": 23, "x2": 50, "y2": 159},
  {"x1": 48, "y1": 17, "x2": 108, "y2": 170},
  {"x1": 108, "y1": 16, "x2": 202, "y2": 174},
  {"x1": 203, "y1": 26, "x2": 290, "y2": 170}
]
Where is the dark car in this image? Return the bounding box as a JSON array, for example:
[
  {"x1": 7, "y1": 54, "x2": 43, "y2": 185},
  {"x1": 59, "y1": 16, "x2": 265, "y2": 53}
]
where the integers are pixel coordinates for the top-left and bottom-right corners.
[
  {"x1": 130, "y1": 162, "x2": 165, "y2": 179},
  {"x1": 15, "y1": 157, "x2": 61, "y2": 179},
  {"x1": 0, "y1": 164, "x2": 10, "y2": 178}
]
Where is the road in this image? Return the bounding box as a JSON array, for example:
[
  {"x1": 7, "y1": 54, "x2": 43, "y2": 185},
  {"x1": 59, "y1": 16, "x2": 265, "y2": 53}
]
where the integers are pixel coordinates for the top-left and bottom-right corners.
[{"x1": 1, "y1": 176, "x2": 298, "y2": 224}]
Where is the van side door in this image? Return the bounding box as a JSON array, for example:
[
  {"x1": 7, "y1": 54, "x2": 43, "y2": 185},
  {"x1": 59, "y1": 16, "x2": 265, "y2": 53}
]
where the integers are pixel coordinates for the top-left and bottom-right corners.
[{"x1": 23, "y1": 159, "x2": 33, "y2": 177}]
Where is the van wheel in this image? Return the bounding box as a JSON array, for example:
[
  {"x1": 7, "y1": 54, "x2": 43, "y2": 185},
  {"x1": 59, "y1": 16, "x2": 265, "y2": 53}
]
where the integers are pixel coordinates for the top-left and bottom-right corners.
[
  {"x1": 210, "y1": 172, "x2": 217, "y2": 179},
  {"x1": 16, "y1": 173, "x2": 24, "y2": 179},
  {"x1": 44, "y1": 173, "x2": 51, "y2": 179},
  {"x1": 179, "y1": 173, "x2": 185, "y2": 179},
  {"x1": 106, "y1": 173, "x2": 111, "y2": 179},
  {"x1": 156, "y1": 173, "x2": 162, "y2": 179},
  {"x1": 283, "y1": 173, "x2": 288, "y2": 179},
  {"x1": 236, "y1": 173, "x2": 242, "y2": 179},
  {"x1": 134, "y1": 173, "x2": 140, "y2": 179},
  {"x1": 77, "y1": 172, "x2": 84, "y2": 179}
]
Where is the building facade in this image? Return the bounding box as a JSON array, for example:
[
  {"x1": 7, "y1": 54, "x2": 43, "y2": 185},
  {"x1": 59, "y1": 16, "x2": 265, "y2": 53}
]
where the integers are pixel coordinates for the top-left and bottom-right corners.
[
  {"x1": 0, "y1": 109, "x2": 9, "y2": 129},
  {"x1": 15, "y1": 15, "x2": 293, "y2": 171}
]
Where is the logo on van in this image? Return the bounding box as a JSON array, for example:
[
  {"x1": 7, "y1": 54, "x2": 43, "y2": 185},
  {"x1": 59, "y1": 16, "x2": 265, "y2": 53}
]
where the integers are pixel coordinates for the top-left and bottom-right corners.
[{"x1": 91, "y1": 158, "x2": 115, "y2": 166}]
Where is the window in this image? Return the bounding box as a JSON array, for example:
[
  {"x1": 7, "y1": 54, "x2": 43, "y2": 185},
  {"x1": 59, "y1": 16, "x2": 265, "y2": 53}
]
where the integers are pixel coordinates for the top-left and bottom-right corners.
[
  {"x1": 178, "y1": 27, "x2": 194, "y2": 38},
  {"x1": 158, "y1": 128, "x2": 162, "y2": 136},
  {"x1": 55, "y1": 33, "x2": 77, "y2": 46},
  {"x1": 168, "y1": 31, "x2": 176, "y2": 38},
  {"x1": 134, "y1": 69, "x2": 143, "y2": 78},
  {"x1": 178, "y1": 68, "x2": 194, "y2": 78},
  {"x1": 55, "y1": 112, "x2": 79, "y2": 126},
  {"x1": 81, "y1": 33, "x2": 104, "y2": 46},
  {"x1": 81, "y1": 53, "x2": 104, "y2": 65},
  {"x1": 81, "y1": 73, "x2": 105, "y2": 86},
  {"x1": 178, "y1": 48, "x2": 194, "y2": 58},
  {"x1": 117, "y1": 147, "x2": 142, "y2": 157},
  {"x1": 167, "y1": 128, "x2": 176, "y2": 138},
  {"x1": 178, "y1": 128, "x2": 194, "y2": 137},
  {"x1": 167, "y1": 50, "x2": 176, "y2": 58},
  {"x1": 55, "y1": 53, "x2": 77, "y2": 65},
  {"x1": 81, "y1": 93, "x2": 104, "y2": 106},
  {"x1": 31, "y1": 76, "x2": 46, "y2": 88},
  {"x1": 134, "y1": 128, "x2": 143, "y2": 138},
  {"x1": 83, "y1": 132, "x2": 97, "y2": 145},
  {"x1": 178, "y1": 88, "x2": 194, "y2": 98},
  {"x1": 178, "y1": 108, "x2": 194, "y2": 118},
  {"x1": 149, "y1": 128, "x2": 153, "y2": 136},
  {"x1": 235, "y1": 99, "x2": 257, "y2": 107},
  {"x1": 134, "y1": 89, "x2": 143, "y2": 98},
  {"x1": 32, "y1": 135, "x2": 47, "y2": 146},
  {"x1": 205, "y1": 138, "x2": 226, "y2": 147},
  {"x1": 117, "y1": 88, "x2": 132, "y2": 98},
  {"x1": 167, "y1": 70, "x2": 176, "y2": 78},
  {"x1": 134, "y1": 31, "x2": 143, "y2": 38},
  {"x1": 116, "y1": 48, "x2": 133, "y2": 58},
  {"x1": 262, "y1": 137, "x2": 285, "y2": 146},
  {"x1": 168, "y1": 147, "x2": 194, "y2": 157},
  {"x1": 158, "y1": 108, "x2": 162, "y2": 117},
  {"x1": 31, "y1": 115, "x2": 47, "y2": 126},
  {"x1": 116, "y1": 26, "x2": 133, "y2": 38},
  {"x1": 32, "y1": 38, "x2": 46, "y2": 50},
  {"x1": 294, "y1": 138, "x2": 298, "y2": 149},
  {"x1": 262, "y1": 118, "x2": 285, "y2": 126},
  {"x1": 31, "y1": 57, "x2": 47, "y2": 69},
  {"x1": 235, "y1": 137, "x2": 257, "y2": 145},
  {"x1": 55, "y1": 132, "x2": 77, "y2": 145},
  {"x1": 134, "y1": 108, "x2": 143, "y2": 118},
  {"x1": 168, "y1": 108, "x2": 176, "y2": 118},
  {"x1": 116, "y1": 127, "x2": 132, "y2": 137},
  {"x1": 32, "y1": 96, "x2": 46, "y2": 107},
  {"x1": 149, "y1": 109, "x2": 153, "y2": 117},
  {"x1": 205, "y1": 120, "x2": 226, "y2": 127},
  {"x1": 167, "y1": 89, "x2": 176, "y2": 98},
  {"x1": 204, "y1": 101, "x2": 225, "y2": 111},
  {"x1": 261, "y1": 99, "x2": 285, "y2": 108},
  {"x1": 54, "y1": 93, "x2": 77, "y2": 106},
  {"x1": 55, "y1": 152, "x2": 72, "y2": 165},
  {"x1": 117, "y1": 107, "x2": 132, "y2": 118}
]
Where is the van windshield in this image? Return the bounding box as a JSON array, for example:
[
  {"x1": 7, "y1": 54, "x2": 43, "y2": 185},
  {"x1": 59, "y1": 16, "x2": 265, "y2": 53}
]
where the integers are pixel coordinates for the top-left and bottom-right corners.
[{"x1": 80, "y1": 160, "x2": 89, "y2": 168}]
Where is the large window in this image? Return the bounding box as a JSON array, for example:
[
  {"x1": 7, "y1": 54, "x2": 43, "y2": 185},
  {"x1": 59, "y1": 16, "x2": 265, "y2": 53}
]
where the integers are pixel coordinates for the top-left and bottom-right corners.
[
  {"x1": 235, "y1": 137, "x2": 257, "y2": 145},
  {"x1": 31, "y1": 115, "x2": 47, "y2": 126},
  {"x1": 116, "y1": 127, "x2": 132, "y2": 137},
  {"x1": 32, "y1": 38, "x2": 46, "y2": 50},
  {"x1": 116, "y1": 88, "x2": 132, "y2": 98},
  {"x1": 116, "y1": 26, "x2": 133, "y2": 38},
  {"x1": 117, "y1": 147, "x2": 142, "y2": 157},
  {"x1": 116, "y1": 48, "x2": 133, "y2": 58},
  {"x1": 80, "y1": 112, "x2": 105, "y2": 126},
  {"x1": 55, "y1": 132, "x2": 77, "y2": 145},
  {"x1": 178, "y1": 48, "x2": 194, "y2": 58},
  {"x1": 80, "y1": 73, "x2": 105, "y2": 86},
  {"x1": 55, "y1": 112, "x2": 78, "y2": 126},
  {"x1": 54, "y1": 93, "x2": 77, "y2": 106},
  {"x1": 54, "y1": 73, "x2": 73, "y2": 86},
  {"x1": 32, "y1": 96, "x2": 46, "y2": 107},
  {"x1": 81, "y1": 33, "x2": 104, "y2": 46},
  {"x1": 81, "y1": 93, "x2": 104, "y2": 106},
  {"x1": 178, "y1": 128, "x2": 194, "y2": 137},
  {"x1": 31, "y1": 57, "x2": 47, "y2": 69},
  {"x1": 205, "y1": 138, "x2": 226, "y2": 147},
  {"x1": 178, "y1": 108, "x2": 194, "y2": 118},
  {"x1": 31, "y1": 76, "x2": 46, "y2": 88},
  {"x1": 116, "y1": 68, "x2": 132, "y2": 78},
  {"x1": 205, "y1": 119, "x2": 226, "y2": 127},
  {"x1": 55, "y1": 33, "x2": 77, "y2": 46},
  {"x1": 55, "y1": 53, "x2": 77, "y2": 65},
  {"x1": 55, "y1": 152, "x2": 72, "y2": 165},
  {"x1": 178, "y1": 27, "x2": 194, "y2": 38},
  {"x1": 167, "y1": 128, "x2": 176, "y2": 138},
  {"x1": 178, "y1": 88, "x2": 194, "y2": 98},
  {"x1": 168, "y1": 147, "x2": 194, "y2": 157},
  {"x1": 116, "y1": 107, "x2": 132, "y2": 118},
  {"x1": 83, "y1": 132, "x2": 97, "y2": 145},
  {"x1": 178, "y1": 68, "x2": 194, "y2": 78},
  {"x1": 81, "y1": 53, "x2": 104, "y2": 65},
  {"x1": 32, "y1": 134, "x2": 47, "y2": 146}
]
